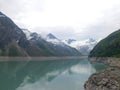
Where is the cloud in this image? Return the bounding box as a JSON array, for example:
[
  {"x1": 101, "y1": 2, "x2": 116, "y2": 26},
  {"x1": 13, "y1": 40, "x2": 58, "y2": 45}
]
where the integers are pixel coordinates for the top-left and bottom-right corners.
[
  {"x1": 1, "y1": 0, "x2": 120, "y2": 40},
  {"x1": 83, "y1": 7, "x2": 120, "y2": 39},
  {"x1": 31, "y1": 27, "x2": 79, "y2": 39}
]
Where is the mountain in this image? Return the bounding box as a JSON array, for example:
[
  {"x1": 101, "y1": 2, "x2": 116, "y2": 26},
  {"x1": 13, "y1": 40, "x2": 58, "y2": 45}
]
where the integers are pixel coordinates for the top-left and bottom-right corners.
[
  {"x1": 0, "y1": 12, "x2": 29, "y2": 56},
  {"x1": 44, "y1": 33, "x2": 81, "y2": 56},
  {"x1": 65, "y1": 39, "x2": 76, "y2": 44},
  {"x1": 46, "y1": 33, "x2": 61, "y2": 45},
  {"x1": 0, "y1": 12, "x2": 81, "y2": 56},
  {"x1": 24, "y1": 31, "x2": 81, "y2": 56},
  {"x1": 64, "y1": 38, "x2": 97, "y2": 55},
  {"x1": 47, "y1": 33, "x2": 58, "y2": 39},
  {"x1": 89, "y1": 29, "x2": 120, "y2": 57}
]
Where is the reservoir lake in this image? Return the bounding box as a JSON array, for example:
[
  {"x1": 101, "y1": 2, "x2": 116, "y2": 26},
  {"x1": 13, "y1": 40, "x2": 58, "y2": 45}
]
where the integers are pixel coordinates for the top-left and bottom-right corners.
[{"x1": 0, "y1": 57, "x2": 108, "y2": 90}]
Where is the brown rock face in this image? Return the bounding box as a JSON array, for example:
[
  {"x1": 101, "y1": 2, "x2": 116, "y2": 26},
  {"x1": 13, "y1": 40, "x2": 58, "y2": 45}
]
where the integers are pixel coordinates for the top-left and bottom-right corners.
[{"x1": 84, "y1": 68, "x2": 120, "y2": 90}]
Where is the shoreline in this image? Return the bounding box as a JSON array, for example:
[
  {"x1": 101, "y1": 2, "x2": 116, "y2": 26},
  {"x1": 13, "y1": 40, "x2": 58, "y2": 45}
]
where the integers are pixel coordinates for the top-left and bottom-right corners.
[
  {"x1": 0, "y1": 56, "x2": 87, "y2": 61},
  {"x1": 89, "y1": 57, "x2": 120, "y2": 67}
]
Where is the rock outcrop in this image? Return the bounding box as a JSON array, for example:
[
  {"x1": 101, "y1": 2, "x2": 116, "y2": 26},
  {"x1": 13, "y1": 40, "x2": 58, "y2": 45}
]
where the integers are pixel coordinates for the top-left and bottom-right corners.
[
  {"x1": 84, "y1": 57, "x2": 120, "y2": 90},
  {"x1": 84, "y1": 68, "x2": 120, "y2": 90}
]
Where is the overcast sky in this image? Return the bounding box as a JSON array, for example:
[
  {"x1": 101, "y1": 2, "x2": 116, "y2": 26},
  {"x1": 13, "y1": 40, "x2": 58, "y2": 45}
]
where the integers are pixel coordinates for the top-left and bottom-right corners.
[{"x1": 1, "y1": 0, "x2": 120, "y2": 40}]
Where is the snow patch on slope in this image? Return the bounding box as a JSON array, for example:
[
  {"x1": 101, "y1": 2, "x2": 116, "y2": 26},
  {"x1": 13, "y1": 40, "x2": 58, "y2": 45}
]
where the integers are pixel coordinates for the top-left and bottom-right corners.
[
  {"x1": 64, "y1": 38, "x2": 98, "y2": 55},
  {"x1": 22, "y1": 29, "x2": 32, "y2": 40},
  {"x1": 70, "y1": 39, "x2": 97, "y2": 49},
  {"x1": 46, "y1": 33, "x2": 65, "y2": 45}
]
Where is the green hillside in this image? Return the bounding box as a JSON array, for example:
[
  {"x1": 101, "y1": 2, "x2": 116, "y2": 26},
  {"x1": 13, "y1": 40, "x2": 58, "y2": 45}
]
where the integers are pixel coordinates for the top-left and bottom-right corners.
[{"x1": 89, "y1": 29, "x2": 120, "y2": 57}]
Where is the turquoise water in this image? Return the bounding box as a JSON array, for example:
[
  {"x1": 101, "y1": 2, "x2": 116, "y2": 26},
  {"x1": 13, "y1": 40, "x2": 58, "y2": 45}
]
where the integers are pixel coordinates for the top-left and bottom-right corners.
[{"x1": 0, "y1": 57, "x2": 108, "y2": 90}]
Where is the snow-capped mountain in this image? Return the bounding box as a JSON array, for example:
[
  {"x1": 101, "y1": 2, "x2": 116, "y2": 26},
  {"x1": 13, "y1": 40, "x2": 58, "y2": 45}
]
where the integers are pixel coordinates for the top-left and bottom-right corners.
[
  {"x1": 64, "y1": 38, "x2": 98, "y2": 55},
  {"x1": 22, "y1": 29, "x2": 97, "y2": 56},
  {"x1": 21, "y1": 29, "x2": 81, "y2": 56},
  {"x1": 45, "y1": 33, "x2": 81, "y2": 55},
  {"x1": 46, "y1": 33, "x2": 62, "y2": 45},
  {"x1": 45, "y1": 33, "x2": 98, "y2": 55},
  {"x1": 22, "y1": 29, "x2": 32, "y2": 40},
  {"x1": 0, "y1": 11, "x2": 100, "y2": 57},
  {"x1": 22, "y1": 29, "x2": 41, "y2": 41},
  {"x1": 47, "y1": 33, "x2": 58, "y2": 39},
  {"x1": 0, "y1": 11, "x2": 81, "y2": 57},
  {"x1": 65, "y1": 39, "x2": 76, "y2": 44}
]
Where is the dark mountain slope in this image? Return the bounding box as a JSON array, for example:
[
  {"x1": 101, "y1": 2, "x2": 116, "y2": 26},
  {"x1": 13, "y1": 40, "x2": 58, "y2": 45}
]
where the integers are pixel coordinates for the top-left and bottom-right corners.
[
  {"x1": 89, "y1": 29, "x2": 120, "y2": 57},
  {"x1": 0, "y1": 12, "x2": 29, "y2": 56}
]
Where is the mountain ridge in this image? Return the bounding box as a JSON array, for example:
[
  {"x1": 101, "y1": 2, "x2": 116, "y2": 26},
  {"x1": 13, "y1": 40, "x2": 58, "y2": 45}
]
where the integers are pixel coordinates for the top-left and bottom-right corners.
[
  {"x1": 0, "y1": 12, "x2": 81, "y2": 57},
  {"x1": 64, "y1": 38, "x2": 97, "y2": 55}
]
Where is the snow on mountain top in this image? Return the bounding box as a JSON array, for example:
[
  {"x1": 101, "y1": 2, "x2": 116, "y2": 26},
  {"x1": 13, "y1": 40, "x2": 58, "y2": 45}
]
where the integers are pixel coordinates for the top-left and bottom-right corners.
[
  {"x1": 47, "y1": 33, "x2": 58, "y2": 39},
  {"x1": 63, "y1": 38, "x2": 97, "y2": 54},
  {"x1": 45, "y1": 33, "x2": 67, "y2": 46},
  {"x1": 22, "y1": 29, "x2": 32, "y2": 40},
  {"x1": 22, "y1": 29, "x2": 43, "y2": 40},
  {"x1": 46, "y1": 38, "x2": 61, "y2": 44},
  {"x1": 46, "y1": 33, "x2": 62, "y2": 45},
  {"x1": 21, "y1": 29, "x2": 98, "y2": 55},
  {"x1": 65, "y1": 39, "x2": 76, "y2": 44},
  {"x1": 63, "y1": 38, "x2": 98, "y2": 55},
  {"x1": 65, "y1": 38, "x2": 97, "y2": 47}
]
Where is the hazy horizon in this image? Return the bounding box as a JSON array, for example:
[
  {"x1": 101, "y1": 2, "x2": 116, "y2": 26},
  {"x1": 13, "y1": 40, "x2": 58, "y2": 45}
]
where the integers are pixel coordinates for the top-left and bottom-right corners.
[{"x1": 1, "y1": 0, "x2": 120, "y2": 40}]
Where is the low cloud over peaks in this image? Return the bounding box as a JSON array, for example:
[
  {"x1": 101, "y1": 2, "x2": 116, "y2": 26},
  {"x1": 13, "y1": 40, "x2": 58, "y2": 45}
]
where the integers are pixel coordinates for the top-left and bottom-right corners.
[{"x1": 1, "y1": 0, "x2": 120, "y2": 40}]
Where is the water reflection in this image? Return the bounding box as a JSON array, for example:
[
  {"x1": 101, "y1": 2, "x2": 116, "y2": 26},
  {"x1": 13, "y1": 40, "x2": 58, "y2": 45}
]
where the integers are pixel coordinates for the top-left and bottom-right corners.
[{"x1": 0, "y1": 57, "x2": 108, "y2": 90}]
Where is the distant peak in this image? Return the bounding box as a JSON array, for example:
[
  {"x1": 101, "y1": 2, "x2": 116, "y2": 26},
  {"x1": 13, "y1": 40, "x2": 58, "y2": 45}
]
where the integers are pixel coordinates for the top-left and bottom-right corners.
[
  {"x1": 87, "y1": 38, "x2": 96, "y2": 43},
  {"x1": 66, "y1": 39, "x2": 76, "y2": 44},
  {"x1": 47, "y1": 33, "x2": 57, "y2": 39}
]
